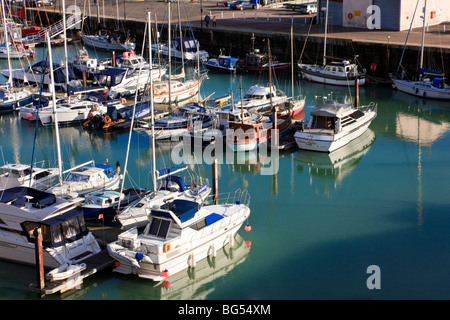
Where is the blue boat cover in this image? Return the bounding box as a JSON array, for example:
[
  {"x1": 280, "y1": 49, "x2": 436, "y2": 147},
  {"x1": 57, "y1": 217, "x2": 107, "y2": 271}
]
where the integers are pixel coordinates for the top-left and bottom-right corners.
[
  {"x1": 0, "y1": 187, "x2": 56, "y2": 208},
  {"x1": 153, "y1": 199, "x2": 199, "y2": 223},
  {"x1": 205, "y1": 213, "x2": 223, "y2": 226},
  {"x1": 95, "y1": 164, "x2": 115, "y2": 178}
]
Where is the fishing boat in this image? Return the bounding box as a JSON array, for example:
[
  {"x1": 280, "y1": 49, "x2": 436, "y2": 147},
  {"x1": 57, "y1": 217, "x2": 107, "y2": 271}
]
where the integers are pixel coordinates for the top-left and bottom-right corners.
[
  {"x1": 81, "y1": 188, "x2": 149, "y2": 221},
  {"x1": 299, "y1": 59, "x2": 366, "y2": 87},
  {"x1": 152, "y1": 37, "x2": 209, "y2": 63},
  {"x1": 0, "y1": 186, "x2": 101, "y2": 268},
  {"x1": 107, "y1": 189, "x2": 250, "y2": 281},
  {"x1": 47, "y1": 161, "x2": 122, "y2": 197},
  {"x1": 205, "y1": 54, "x2": 239, "y2": 73},
  {"x1": 0, "y1": 162, "x2": 59, "y2": 191},
  {"x1": 237, "y1": 36, "x2": 290, "y2": 74},
  {"x1": 116, "y1": 166, "x2": 211, "y2": 230},
  {"x1": 70, "y1": 47, "x2": 106, "y2": 80},
  {"x1": 294, "y1": 100, "x2": 377, "y2": 153},
  {"x1": 390, "y1": 0, "x2": 450, "y2": 100},
  {"x1": 226, "y1": 114, "x2": 292, "y2": 152}
]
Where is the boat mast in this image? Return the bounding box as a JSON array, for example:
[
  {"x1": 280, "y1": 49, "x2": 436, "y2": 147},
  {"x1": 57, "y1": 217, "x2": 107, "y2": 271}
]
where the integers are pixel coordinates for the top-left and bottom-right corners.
[
  {"x1": 291, "y1": 21, "x2": 294, "y2": 100},
  {"x1": 149, "y1": 11, "x2": 157, "y2": 192},
  {"x1": 1, "y1": 0, "x2": 13, "y2": 92},
  {"x1": 168, "y1": 1, "x2": 172, "y2": 113},
  {"x1": 419, "y1": 0, "x2": 427, "y2": 80},
  {"x1": 323, "y1": 0, "x2": 329, "y2": 66},
  {"x1": 46, "y1": 32, "x2": 63, "y2": 186},
  {"x1": 239, "y1": 76, "x2": 244, "y2": 124},
  {"x1": 62, "y1": 0, "x2": 70, "y2": 96}
]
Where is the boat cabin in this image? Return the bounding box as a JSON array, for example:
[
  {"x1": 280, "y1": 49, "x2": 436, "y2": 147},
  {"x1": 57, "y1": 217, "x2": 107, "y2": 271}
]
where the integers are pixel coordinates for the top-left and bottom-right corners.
[
  {"x1": 21, "y1": 208, "x2": 90, "y2": 248},
  {"x1": 323, "y1": 61, "x2": 358, "y2": 78},
  {"x1": 308, "y1": 103, "x2": 365, "y2": 132},
  {"x1": 172, "y1": 37, "x2": 201, "y2": 53},
  {"x1": 66, "y1": 165, "x2": 115, "y2": 183}
]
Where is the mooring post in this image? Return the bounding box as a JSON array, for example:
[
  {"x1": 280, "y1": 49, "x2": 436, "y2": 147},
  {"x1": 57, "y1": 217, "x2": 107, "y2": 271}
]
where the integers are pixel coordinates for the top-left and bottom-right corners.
[
  {"x1": 34, "y1": 227, "x2": 45, "y2": 295},
  {"x1": 212, "y1": 158, "x2": 218, "y2": 205}
]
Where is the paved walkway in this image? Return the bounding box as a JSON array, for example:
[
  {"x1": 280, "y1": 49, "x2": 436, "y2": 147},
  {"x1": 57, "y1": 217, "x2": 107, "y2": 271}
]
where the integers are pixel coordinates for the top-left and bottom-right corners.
[{"x1": 48, "y1": 0, "x2": 450, "y2": 49}]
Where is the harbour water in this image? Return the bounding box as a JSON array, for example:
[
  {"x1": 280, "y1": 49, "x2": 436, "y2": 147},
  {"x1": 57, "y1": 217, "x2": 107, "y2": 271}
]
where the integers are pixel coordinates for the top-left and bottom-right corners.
[{"x1": 0, "y1": 44, "x2": 450, "y2": 300}]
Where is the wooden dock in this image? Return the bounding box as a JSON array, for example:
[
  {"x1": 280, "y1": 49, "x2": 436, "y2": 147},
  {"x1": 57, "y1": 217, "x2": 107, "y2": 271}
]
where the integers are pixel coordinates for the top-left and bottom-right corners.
[{"x1": 29, "y1": 224, "x2": 123, "y2": 296}]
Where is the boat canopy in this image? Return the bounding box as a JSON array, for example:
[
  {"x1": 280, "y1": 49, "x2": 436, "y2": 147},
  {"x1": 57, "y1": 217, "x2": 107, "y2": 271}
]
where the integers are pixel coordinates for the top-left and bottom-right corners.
[
  {"x1": 0, "y1": 186, "x2": 56, "y2": 208},
  {"x1": 30, "y1": 60, "x2": 79, "y2": 83},
  {"x1": 172, "y1": 37, "x2": 199, "y2": 53},
  {"x1": 152, "y1": 199, "x2": 199, "y2": 223},
  {"x1": 95, "y1": 164, "x2": 115, "y2": 178},
  {"x1": 419, "y1": 68, "x2": 444, "y2": 77},
  {"x1": 311, "y1": 103, "x2": 353, "y2": 118},
  {"x1": 156, "y1": 166, "x2": 188, "y2": 180}
]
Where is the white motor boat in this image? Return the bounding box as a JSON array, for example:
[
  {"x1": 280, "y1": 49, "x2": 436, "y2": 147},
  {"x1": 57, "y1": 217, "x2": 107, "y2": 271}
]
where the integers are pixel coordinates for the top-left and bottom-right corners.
[
  {"x1": 0, "y1": 186, "x2": 101, "y2": 268},
  {"x1": 116, "y1": 166, "x2": 211, "y2": 230},
  {"x1": 0, "y1": 163, "x2": 59, "y2": 191},
  {"x1": 294, "y1": 101, "x2": 377, "y2": 153},
  {"x1": 108, "y1": 189, "x2": 250, "y2": 281},
  {"x1": 234, "y1": 84, "x2": 288, "y2": 113},
  {"x1": 48, "y1": 162, "x2": 122, "y2": 197},
  {"x1": 151, "y1": 76, "x2": 206, "y2": 108},
  {"x1": 152, "y1": 37, "x2": 209, "y2": 63}
]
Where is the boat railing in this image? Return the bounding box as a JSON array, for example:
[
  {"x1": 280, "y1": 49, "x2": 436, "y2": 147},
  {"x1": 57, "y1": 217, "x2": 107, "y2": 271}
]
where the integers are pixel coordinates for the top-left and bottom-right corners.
[{"x1": 204, "y1": 188, "x2": 251, "y2": 207}]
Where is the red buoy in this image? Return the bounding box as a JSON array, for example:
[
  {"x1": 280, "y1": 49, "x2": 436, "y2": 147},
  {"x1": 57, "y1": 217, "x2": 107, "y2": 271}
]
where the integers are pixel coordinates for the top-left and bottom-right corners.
[
  {"x1": 161, "y1": 269, "x2": 170, "y2": 278},
  {"x1": 26, "y1": 112, "x2": 33, "y2": 120},
  {"x1": 245, "y1": 224, "x2": 251, "y2": 232},
  {"x1": 245, "y1": 240, "x2": 252, "y2": 248}
]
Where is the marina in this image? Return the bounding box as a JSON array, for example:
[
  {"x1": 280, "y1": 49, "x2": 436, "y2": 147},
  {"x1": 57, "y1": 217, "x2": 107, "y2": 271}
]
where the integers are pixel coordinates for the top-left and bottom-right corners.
[{"x1": 0, "y1": 0, "x2": 449, "y2": 302}]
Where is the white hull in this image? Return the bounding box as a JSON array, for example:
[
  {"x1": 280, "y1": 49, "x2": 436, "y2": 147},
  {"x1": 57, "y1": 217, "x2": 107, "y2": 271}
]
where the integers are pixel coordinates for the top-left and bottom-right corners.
[
  {"x1": 82, "y1": 35, "x2": 135, "y2": 51},
  {"x1": 109, "y1": 205, "x2": 249, "y2": 281},
  {"x1": 295, "y1": 110, "x2": 376, "y2": 153},
  {"x1": 153, "y1": 79, "x2": 203, "y2": 106},
  {"x1": 50, "y1": 177, "x2": 120, "y2": 197},
  {"x1": 392, "y1": 79, "x2": 450, "y2": 100},
  {"x1": 151, "y1": 44, "x2": 209, "y2": 63},
  {"x1": 300, "y1": 67, "x2": 366, "y2": 86}
]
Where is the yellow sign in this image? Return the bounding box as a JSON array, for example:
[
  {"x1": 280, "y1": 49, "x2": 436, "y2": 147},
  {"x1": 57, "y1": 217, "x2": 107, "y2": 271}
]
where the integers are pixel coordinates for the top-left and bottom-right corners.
[{"x1": 354, "y1": 10, "x2": 361, "y2": 17}]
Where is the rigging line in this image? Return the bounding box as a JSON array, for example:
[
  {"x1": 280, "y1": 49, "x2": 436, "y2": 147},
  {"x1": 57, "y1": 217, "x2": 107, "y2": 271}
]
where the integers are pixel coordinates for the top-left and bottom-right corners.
[{"x1": 397, "y1": 0, "x2": 420, "y2": 74}]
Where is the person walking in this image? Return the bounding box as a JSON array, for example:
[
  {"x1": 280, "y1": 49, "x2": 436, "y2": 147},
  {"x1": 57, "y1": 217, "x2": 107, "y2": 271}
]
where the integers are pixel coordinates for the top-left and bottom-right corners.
[
  {"x1": 205, "y1": 14, "x2": 210, "y2": 27},
  {"x1": 212, "y1": 15, "x2": 216, "y2": 27}
]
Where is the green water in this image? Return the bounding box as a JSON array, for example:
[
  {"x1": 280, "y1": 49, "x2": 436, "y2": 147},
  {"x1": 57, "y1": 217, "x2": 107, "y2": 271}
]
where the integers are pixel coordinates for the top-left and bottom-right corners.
[{"x1": 0, "y1": 44, "x2": 449, "y2": 301}]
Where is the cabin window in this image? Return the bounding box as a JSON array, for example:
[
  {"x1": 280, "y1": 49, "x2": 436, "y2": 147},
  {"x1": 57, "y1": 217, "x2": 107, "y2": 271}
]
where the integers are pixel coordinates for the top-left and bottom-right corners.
[
  {"x1": 62, "y1": 217, "x2": 81, "y2": 242},
  {"x1": 338, "y1": 67, "x2": 344, "y2": 73},
  {"x1": 332, "y1": 67, "x2": 336, "y2": 72},
  {"x1": 148, "y1": 218, "x2": 170, "y2": 238}
]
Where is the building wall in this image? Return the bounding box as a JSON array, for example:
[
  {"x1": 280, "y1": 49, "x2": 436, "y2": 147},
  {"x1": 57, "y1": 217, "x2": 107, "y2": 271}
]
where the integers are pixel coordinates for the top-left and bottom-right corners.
[
  {"x1": 318, "y1": 0, "x2": 449, "y2": 31},
  {"x1": 399, "y1": 0, "x2": 450, "y2": 31}
]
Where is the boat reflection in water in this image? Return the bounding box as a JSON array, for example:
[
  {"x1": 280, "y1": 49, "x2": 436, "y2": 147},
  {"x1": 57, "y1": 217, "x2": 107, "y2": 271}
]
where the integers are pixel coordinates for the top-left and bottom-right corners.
[
  {"x1": 114, "y1": 233, "x2": 251, "y2": 300},
  {"x1": 295, "y1": 128, "x2": 376, "y2": 193}
]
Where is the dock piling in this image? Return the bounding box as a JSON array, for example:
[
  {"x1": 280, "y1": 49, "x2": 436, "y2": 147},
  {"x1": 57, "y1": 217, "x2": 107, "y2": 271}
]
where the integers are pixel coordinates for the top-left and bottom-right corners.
[{"x1": 34, "y1": 227, "x2": 45, "y2": 295}]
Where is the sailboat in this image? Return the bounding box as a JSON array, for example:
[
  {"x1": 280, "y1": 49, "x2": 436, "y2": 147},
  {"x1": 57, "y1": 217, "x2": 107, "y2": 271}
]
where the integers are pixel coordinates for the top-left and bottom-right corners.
[
  {"x1": 115, "y1": 12, "x2": 210, "y2": 230},
  {"x1": 390, "y1": 0, "x2": 450, "y2": 100},
  {"x1": 298, "y1": 0, "x2": 366, "y2": 87},
  {"x1": 0, "y1": 1, "x2": 33, "y2": 112}
]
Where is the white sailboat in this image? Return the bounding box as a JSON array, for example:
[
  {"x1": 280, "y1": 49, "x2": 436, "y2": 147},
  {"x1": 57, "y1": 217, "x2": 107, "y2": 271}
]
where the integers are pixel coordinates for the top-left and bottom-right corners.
[
  {"x1": 116, "y1": 12, "x2": 210, "y2": 230},
  {"x1": 0, "y1": 1, "x2": 33, "y2": 112},
  {"x1": 298, "y1": 0, "x2": 366, "y2": 87},
  {"x1": 390, "y1": 0, "x2": 450, "y2": 100}
]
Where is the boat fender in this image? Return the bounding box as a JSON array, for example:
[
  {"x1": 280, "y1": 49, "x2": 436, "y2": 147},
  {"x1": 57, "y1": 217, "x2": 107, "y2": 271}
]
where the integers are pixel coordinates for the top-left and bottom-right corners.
[
  {"x1": 415, "y1": 88, "x2": 419, "y2": 94},
  {"x1": 135, "y1": 252, "x2": 144, "y2": 261},
  {"x1": 423, "y1": 91, "x2": 426, "y2": 97},
  {"x1": 163, "y1": 243, "x2": 171, "y2": 253}
]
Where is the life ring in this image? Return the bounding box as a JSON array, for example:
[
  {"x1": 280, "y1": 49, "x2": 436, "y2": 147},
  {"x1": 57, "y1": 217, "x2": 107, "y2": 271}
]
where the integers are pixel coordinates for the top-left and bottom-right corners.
[
  {"x1": 104, "y1": 115, "x2": 111, "y2": 123},
  {"x1": 163, "y1": 243, "x2": 171, "y2": 253},
  {"x1": 219, "y1": 100, "x2": 223, "y2": 108},
  {"x1": 121, "y1": 98, "x2": 126, "y2": 104}
]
